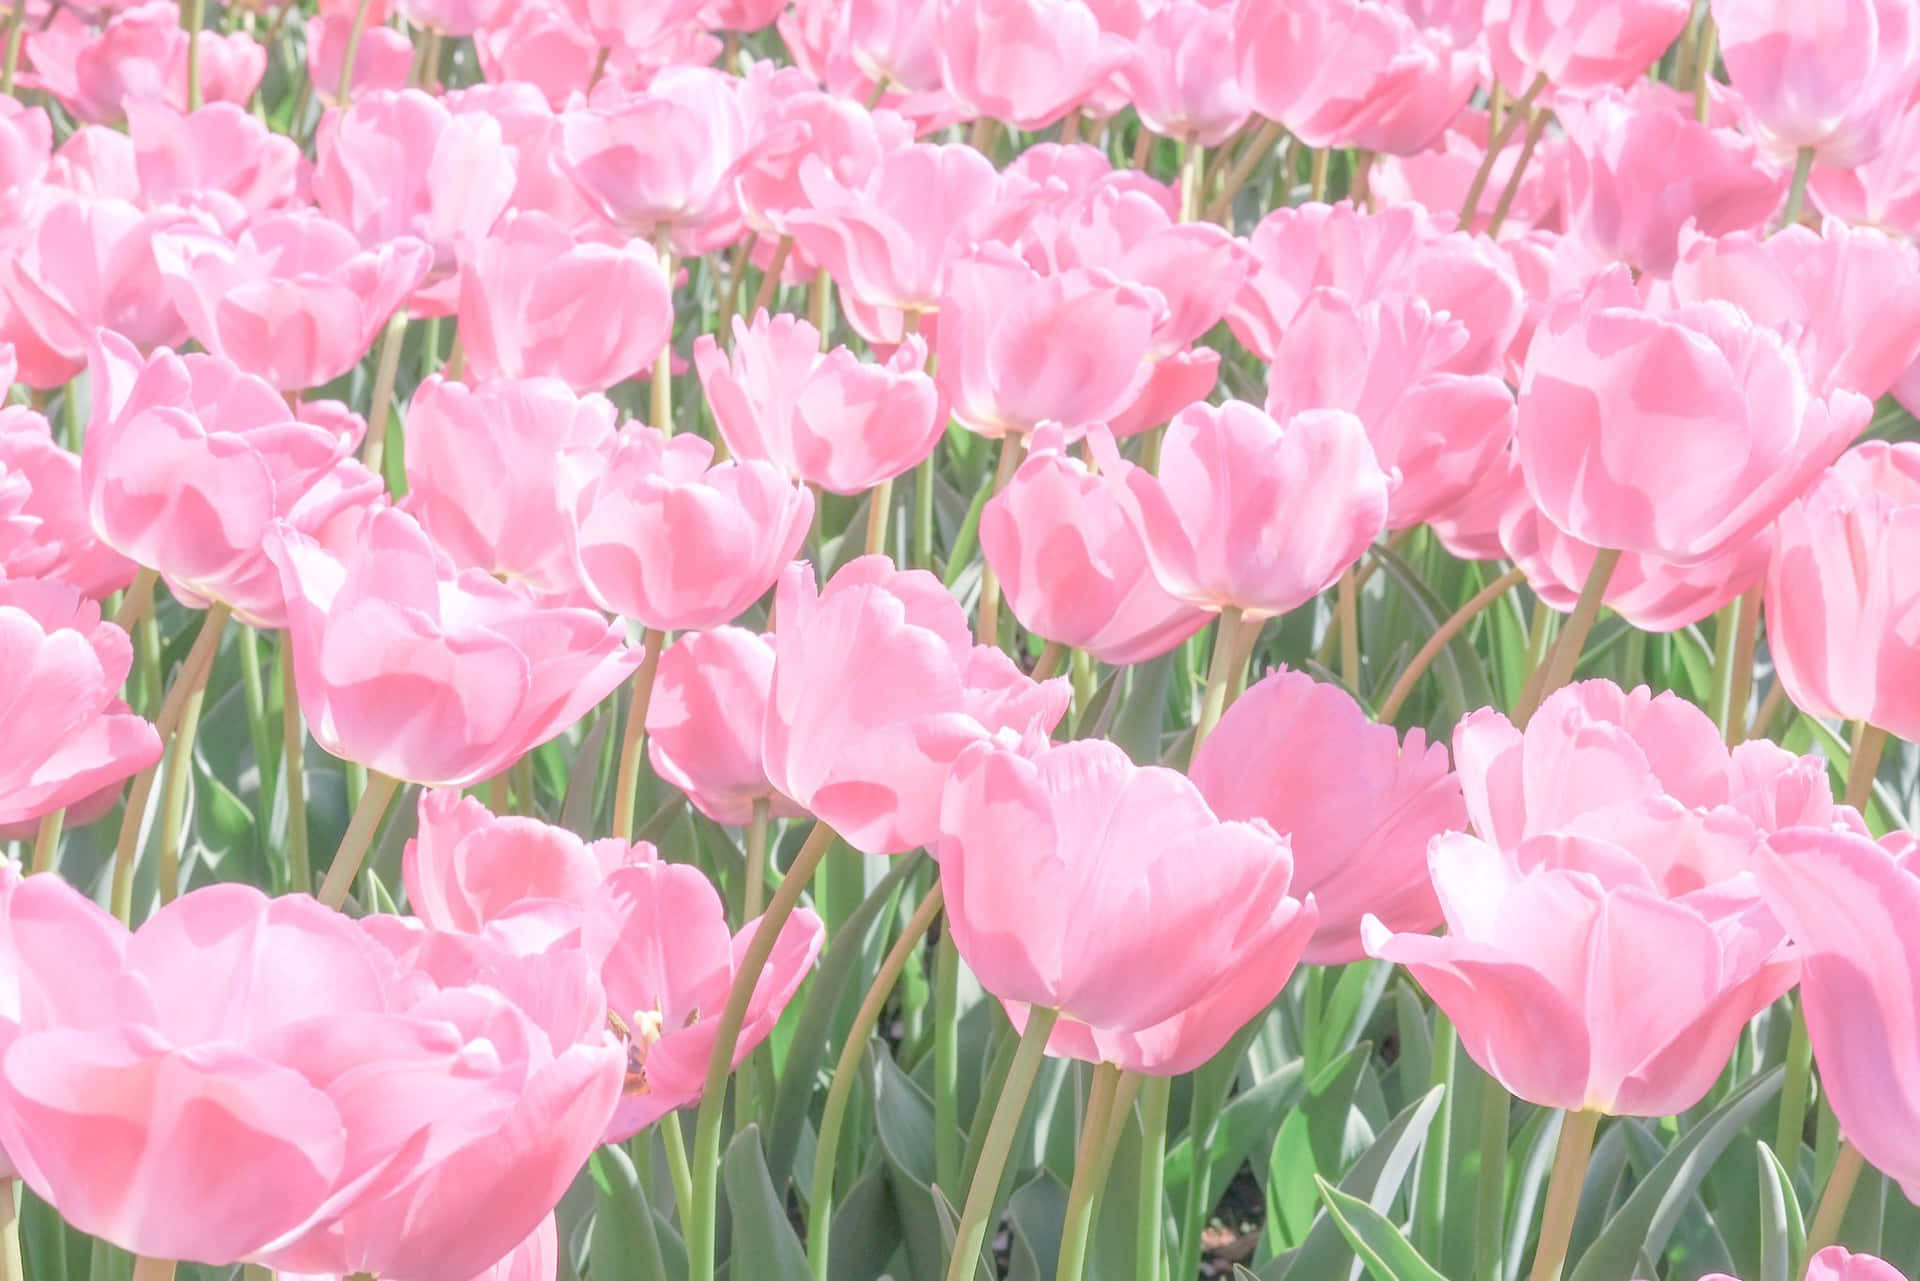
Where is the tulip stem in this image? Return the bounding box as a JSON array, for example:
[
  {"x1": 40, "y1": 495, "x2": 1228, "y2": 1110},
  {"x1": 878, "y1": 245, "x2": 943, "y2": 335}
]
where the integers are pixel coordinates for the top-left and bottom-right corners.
[
  {"x1": 1460, "y1": 74, "x2": 1548, "y2": 229},
  {"x1": 335, "y1": 0, "x2": 377, "y2": 105},
  {"x1": 1751, "y1": 681, "x2": 1790, "y2": 743},
  {"x1": 974, "y1": 435, "x2": 1029, "y2": 646},
  {"x1": 361, "y1": 309, "x2": 409, "y2": 487},
  {"x1": 654, "y1": 238, "x2": 677, "y2": 435},
  {"x1": 1692, "y1": 15, "x2": 1718, "y2": 124},
  {"x1": 131, "y1": 1258, "x2": 176, "y2": 1281},
  {"x1": 1056, "y1": 1062, "x2": 1126, "y2": 1281},
  {"x1": 1309, "y1": 147, "x2": 1330, "y2": 203},
  {"x1": 1781, "y1": 147, "x2": 1816, "y2": 233},
  {"x1": 181, "y1": 0, "x2": 204, "y2": 110},
  {"x1": 316, "y1": 770, "x2": 401, "y2": 909},
  {"x1": 927, "y1": 922, "x2": 963, "y2": 1197},
  {"x1": 1, "y1": 0, "x2": 23, "y2": 97},
  {"x1": 1515, "y1": 548, "x2": 1619, "y2": 726},
  {"x1": 687, "y1": 820, "x2": 838, "y2": 1281},
  {"x1": 238, "y1": 626, "x2": 273, "y2": 838},
  {"x1": 809, "y1": 884, "x2": 947, "y2": 1281},
  {"x1": 1486, "y1": 105, "x2": 1549, "y2": 238},
  {"x1": 1178, "y1": 138, "x2": 1205, "y2": 223},
  {"x1": 865, "y1": 477, "x2": 895, "y2": 557},
  {"x1": 1137, "y1": 1074, "x2": 1172, "y2": 1281},
  {"x1": 1845, "y1": 722, "x2": 1888, "y2": 814},
  {"x1": 1031, "y1": 640, "x2": 1067, "y2": 682},
  {"x1": 0, "y1": 1181, "x2": 19, "y2": 1281},
  {"x1": 1774, "y1": 997, "x2": 1814, "y2": 1166},
  {"x1": 1338, "y1": 567, "x2": 1361, "y2": 690},
  {"x1": 1805, "y1": 1142, "x2": 1866, "y2": 1262},
  {"x1": 914, "y1": 452, "x2": 937, "y2": 569},
  {"x1": 659, "y1": 1115, "x2": 695, "y2": 1231},
  {"x1": 158, "y1": 605, "x2": 231, "y2": 904},
  {"x1": 1378, "y1": 566, "x2": 1527, "y2": 722},
  {"x1": 1193, "y1": 606, "x2": 1255, "y2": 754},
  {"x1": 29, "y1": 807, "x2": 63, "y2": 876},
  {"x1": 1204, "y1": 120, "x2": 1285, "y2": 224},
  {"x1": 750, "y1": 237, "x2": 794, "y2": 318},
  {"x1": 1722, "y1": 584, "x2": 1763, "y2": 743},
  {"x1": 1527, "y1": 1110, "x2": 1601, "y2": 1281},
  {"x1": 112, "y1": 568, "x2": 159, "y2": 634},
  {"x1": 279, "y1": 636, "x2": 311, "y2": 894},
  {"x1": 943, "y1": 1006, "x2": 1062, "y2": 1281},
  {"x1": 743, "y1": 796, "x2": 770, "y2": 924},
  {"x1": 611, "y1": 630, "x2": 667, "y2": 844}
]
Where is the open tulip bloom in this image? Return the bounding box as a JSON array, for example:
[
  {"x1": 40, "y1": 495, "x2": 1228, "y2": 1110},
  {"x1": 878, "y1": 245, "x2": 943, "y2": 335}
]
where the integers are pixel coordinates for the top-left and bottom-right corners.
[{"x1": 14, "y1": 8, "x2": 1920, "y2": 1281}]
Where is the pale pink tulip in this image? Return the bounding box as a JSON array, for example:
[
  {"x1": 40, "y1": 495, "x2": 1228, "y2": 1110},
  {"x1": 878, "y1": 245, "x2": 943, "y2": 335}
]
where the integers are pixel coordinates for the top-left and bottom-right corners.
[
  {"x1": 458, "y1": 211, "x2": 673, "y2": 393},
  {"x1": 1100, "y1": 401, "x2": 1390, "y2": 620},
  {"x1": 396, "y1": 0, "x2": 508, "y2": 35},
  {"x1": 0, "y1": 407, "x2": 138, "y2": 600},
  {"x1": 2, "y1": 194, "x2": 192, "y2": 370},
  {"x1": 935, "y1": 0, "x2": 1131, "y2": 130},
  {"x1": 24, "y1": 1, "x2": 263, "y2": 123},
  {"x1": 307, "y1": 14, "x2": 414, "y2": 108},
  {"x1": 585, "y1": 861, "x2": 823, "y2": 1138},
  {"x1": 780, "y1": 0, "x2": 964, "y2": 128},
  {"x1": 1122, "y1": 2, "x2": 1250, "y2": 145},
  {"x1": 647, "y1": 628, "x2": 804, "y2": 827},
  {"x1": 124, "y1": 100, "x2": 303, "y2": 233},
  {"x1": 43, "y1": 124, "x2": 142, "y2": 209},
  {"x1": 1192, "y1": 668, "x2": 1465, "y2": 963},
  {"x1": 939, "y1": 736, "x2": 1315, "y2": 1075},
  {"x1": 265, "y1": 507, "x2": 642, "y2": 788},
  {"x1": 445, "y1": 84, "x2": 613, "y2": 236},
  {"x1": 1486, "y1": 0, "x2": 1690, "y2": 93},
  {"x1": 473, "y1": 2, "x2": 599, "y2": 110},
  {"x1": 0, "y1": 100, "x2": 51, "y2": 221},
  {"x1": 733, "y1": 77, "x2": 915, "y2": 256},
  {"x1": 557, "y1": 0, "x2": 707, "y2": 57},
  {"x1": 401, "y1": 375, "x2": 617, "y2": 603},
  {"x1": 695, "y1": 311, "x2": 941, "y2": 495},
  {"x1": 571, "y1": 426, "x2": 813, "y2": 632},
  {"x1": 1808, "y1": 85, "x2": 1920, "y2": 236},
  {"x1": 1371, "y1": 107, "x2": 1568, "y2": 239},
  {"x1": 704, "y1": 0, "x2": 786, "y2": 31}
]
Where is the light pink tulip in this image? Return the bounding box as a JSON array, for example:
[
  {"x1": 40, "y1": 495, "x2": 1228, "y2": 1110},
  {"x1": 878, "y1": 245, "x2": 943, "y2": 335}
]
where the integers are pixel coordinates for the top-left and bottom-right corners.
[
  {"x1": 401, "y1": 375, "x2": 617, "y2": 603},
  {"x1": 0, "y1": 407, "x2": 138, "y2": 600},
  {"x1": 780, "y1": 0, "x2": 963, "y2": 128},
  {"x1": 557, "y1": 0, "x2": 707, "y2": 57},
  {"x1": 1122, "y1": 2, "x2": 1249, "y2": 146},
  {"x1": 0, "y1": 579, "x2": 160, "y2": 827},
  {"x1": 939, "y1": 736, "x2": 1315, "y2": 1075},
  {"x1": 81, "y1": 332, "x2": 375, "y2": 628},
  {"x1": 695, "y1": 311, "x2": 942, "y2": 495},
  {"x1": 980, "y1": 433, "x2": 1210, "y2": 665},
  {"x1": 1754, "y1": 829, "x2": 1920, "y2": 1202},
  {"x1": 704, "y1": 0, "x2": 786, "y2": 31},
  {"x1": 1191, "y1": 668, "x2": 1465, "y2": 964},
  {"x1": 1765, "y1": 442, "x2": 1920, "y2": 739},
  {"x1": 1713, "y1": 0, "x2": 1920, "y2": 167},
  {"x1": 571, "y1": 426, "x2": 813, "y2": 632},
  {"x1": 763, "y1": 556, "x2": 1070, "y2": 855},
  {"x1": 585, "y1": 861, "x2": 823, "y2": 1138},
  {"x1": 265, "y1": 507, "x2": 642, "y2": 788},
  {"x1": 934, "y1": 0, "x2": 1130, "y2": 130},
  {"x1": 646, "y1": 628, "x2": 805, "y2": 827},
  {"x1": 2, "y1": 194, "x2": 192, "y2": 371},
  {"x1": 0, "y1": 100, "x2": 51, "y2": 219},
  {"x1": 153, "y1": 210, "x2": 431, "y2": 392},
  {"x1": 1517, "y1": 270, "x2": 1869, "y2": 564},
  {"x1": 1486, "y1": 0, "x2": 1690, "y2": 93},
  {"x1": 307, "y1": 14, "x2": 415, "y2": 108},
  {"x1": 732, "y1": 77, "x2": 914, "y2": 252},
  {"x1": 458, "y1": 211, "x2": 673, "y2": 394},
  {"x1": 124, "y1": 100, "x2": 304, "y2": 233},
  {"x1": 445, "y1": 84, "x2": 614, "y2": 237},
  {"x1": 24, "y1": 1, "x2": 264, "y2": 123},
  {"x1": 396, "y1": 0, "x2": 508, "y2": 34},
  {"x1": 1371, "y1": 107, "x2": 1568, "y2": 239},
  {"x1": 1668, "y1": 219, "x2": 1920, "y2": 400},
  {"x1": 1264, "y1": 288, "x2": 1517, "y2": 529},
  {"x1": 42, "y1": 123, "x2": 142, "y2": 208},
  {"x1": 473, "y1": 2, "x2": 600, "y2": 109},
  {"x1": 1808, "y1": 85, "x2": 1920, "y2": 237},
  {"x1": 1100, "y1": 401, "x2": 1390, "y2": 620}
]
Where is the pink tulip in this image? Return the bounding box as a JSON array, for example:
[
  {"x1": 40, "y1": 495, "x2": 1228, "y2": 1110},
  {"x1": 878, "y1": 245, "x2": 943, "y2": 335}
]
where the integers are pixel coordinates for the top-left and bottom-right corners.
[
  {"x1": 445, "y1": 84, "x2": 614, "y2": 237},
  {"x1": 937, "y1": 248, "x2": 1161, "y2": 440},
  {"x1": 1765, "y1": 442, "x2": 1920, "y2": 739},
  {"x1": 695, "y1": 311, "x2": 942, "y2": 495},
  {"x1": 732, "y1": 78, "x2": 915, "y2": 252},
  {"x1": 153, "y1": 210, "x2": 431, "y2": 392},
  {"x1": 1371, "y1": 107, "x2": 1568, "y2": 239},
  {"x1": 1264, "y1": 289, "x2": 1517, "y2": 530},
  {"x1": 585, "y1": 861, "x2": 823, "y2": 1139},
  {"x1": 646, "y1": 628, "x2": 805, "y2": 827},
  {"x1": 1713, "y1": 0, "x2": 1920, "y2": 167},
  {"x1": 557, "y1": 0, "x2": 707, "y2": 57},
  {"x1": 1558, "y1": 87, "x2": 1787, "y2": 275},
  {"x1": 1668, "y1": 219, "x2": 1920, "y2": 400},
  {"x1": 24, "y1": 1, "x2": 263, "y2": 123},
  {"x1": 43, "y1": 123, "x2": 145, "y2": 209},
  {"x1": 404, "y1": 789, "x2": 644, "y2": 937},
  {"x1": 307, "y1": 14, "x2": 415, "y2": 108},
  {"x1": 1100, "y1": 401, "x2": 1390, "y2": 620},
  {"x1": 0, "y1": 579, "x2": 160, "y2": 827},
  {"x1": 763, "y1": 557, "x2": 1070, "y2": 855},
  {"x1": 396, "y1": 0, "x2": 508, "y2": 35},
  {"x1": 2, "y1": 194, "x2": 192, "y2": 372},
  {"x1": 1233, "y1": 0, "x2": 1479, "y2": 155},
  {"x1": 1516, "y1": 270, "x2": 1870, "y2": 565},
  {"x1": 0, "y1": 100, "x2": 51, "y2": 217},
  {"x1": 458, "y1": 211, "x2": 673, "y2": 394},
  {"x1": 939, "y1": 736, "x2": 1315, "y2": 1075},
  {"x1": 1191, "y1": 668, "x2": 1466, "y2": 964},
  {"x1": 1486, "y1": 0, "x2": 1691, "y2": 93},
  {"x1": 1123, "y1": 2, "x2": 1249, "y2": 145},
  {"x1": 780, "y1": 0, "x2": 963, "y2": 127},
  {"x1": 81, "y1": 332, "x2": 375, "y2": 628},
  {"x1": 980, "y1": 433, "x2": 1210, "y2": 664},
  {"x1": 124, "y1": 100, "x2": 304, "y2": 234},
  {"x1": 314, "y1": 91, "x2": 517, "y2": 316},
  {"x1": 934, "y1": 0, "x2": 1130, "y2": 130},
  {"x1": 0, "y1": 407, "x2": 138, "y2": 600},
  {"x1": 265, "y1": 506, "x2": 642, "y2": 788},
  {"x1": 1808, "y1": 86, "x2": 1920, "y2": 237},
  {"x1": 1753, "y1": 829, "x2": 1920, "y2": 1201},
  {"x1": 704, "y1": 0, "x2": 786, "y2": 31},
  {"x1": 571, "y1": 426, "x2": 813, "y2": 632},
  {"x1": 401, "y1": 375, "x2": 617, "y2": 603},
  {"x1": 473, "y1": 2, "x2": 600, "y2": 110}
]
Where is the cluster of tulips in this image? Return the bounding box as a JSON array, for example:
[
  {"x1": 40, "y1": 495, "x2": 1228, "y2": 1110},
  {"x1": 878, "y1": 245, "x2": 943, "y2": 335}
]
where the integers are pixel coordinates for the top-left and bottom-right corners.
[{"x1": 7, "y1": 0, "x2": 1920, "y2": 1280}]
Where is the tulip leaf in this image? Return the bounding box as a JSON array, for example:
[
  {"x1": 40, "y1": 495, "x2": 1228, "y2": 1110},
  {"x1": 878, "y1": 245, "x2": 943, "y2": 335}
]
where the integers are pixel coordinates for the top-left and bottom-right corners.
[
  {"x1": 722, "y1": 1125, "x2": 811, "y2": 1281},
  {"x1": 1313, "y1": 1175, "x2": 1448, "y2": 1281},
  {"x1": 1369, "y1": 545, "x2": 1496, "y2": 724},
  {"x1": 1006, "y1": 1170, "x2": 1071, "y2": 1281},
  {"x1": 1755, "y1": 1140, "x2": 1806, "y2": 1281},
  {"x1": 871, "y1": 1041, "x2": 959, "y2": 1281},
  {"x1": 588, "y1": 1144, "x2": 679, "y2": 1281},
  {"x1": 831, "y1": 1167, "x2": 910, "y2": 1281}
]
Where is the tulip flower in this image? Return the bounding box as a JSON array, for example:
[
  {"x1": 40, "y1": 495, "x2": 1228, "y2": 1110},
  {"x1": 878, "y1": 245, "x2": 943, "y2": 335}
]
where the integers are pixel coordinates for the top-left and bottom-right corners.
[
  {"x1": 446, "y1": 83, "x2": 615, "y2": 235},
  {"x1": 24, "y1": 1, "x2": 265, "y2": 123},
  {"x1": 1191, "y1": 668, "x2": 1465, "y2": 963},
  {"x1": 557, "y1": 0, "x2": 708, "y2": 58},
  {"x1": 695, "y1": 311, "x2": 942, "y2": 495},
  {"x1": 472, "y1": 3, "x2": 601, "y2": 109},
  {"x1": 732, "y1": 79, "x2": 916, "y2": 251},
  {"x1": 938, "y1": 736, "x2": 1316, "y2": 1075},
  {"x1": 0, "y1": 99, "x2": 51, "y2": 207},
  {"x1": 0, "y1": 407, "x2": 138, "y2": 600},
  {"x1": 396, "y1": 0, "x2": 509, "y2": 35},
  {"x1": 1122, "y1": 1, "x2": 1249, "y2": 146},
  {"x1": 934, "y1": 0, "x2": 1131, "y2": 130},
  {"x1": 571, "y1": 425, "x2": 813, "y2": 633},
  {"x1": 265, "y1": 506, "x2": 642, "y2": 788},
  {"x1": 584, "y1": 860, "x2": 824, "y2": 1139},
  {"x1": 123, "y1": 100, "x2": 304, "y2": 233},
  {"x1": 1486, "y1": 0, "x2": 1690, "y2": 93},
  {"x1": 1370, "y1": 107, "x2": 1568, "y2": 239},
  {"x1": 646, "y1": 628, "x2": 806, "y2": 827},
  {"x1": 1766, "y1": 442, "x2": 1920, "y2": 740},
  {"x1": 1808, "y1": 87, "x2": 1920, "y2": 236},
  {"x1": 307, "y1": 13, "x2": 415, "y2": 107},
  {"x1": 763, "y1": 556, "x2": 1070, "y2": 855}
]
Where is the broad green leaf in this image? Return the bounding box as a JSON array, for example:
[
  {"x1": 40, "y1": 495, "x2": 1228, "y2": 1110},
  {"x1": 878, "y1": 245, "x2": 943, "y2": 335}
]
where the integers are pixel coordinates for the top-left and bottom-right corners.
[
  {"x1": 1006, "y1": 1171, "x2": 1071, "y2": 1281},
  {"x1": 587, "y1": 1144, "x2": 678, "y2": 1281},
  {"x1": 1313, "y1": 1175, "x2": 1448, "y2": 1281},
  {"x1": 1755, "y1": 1141, "x2": 1805, "y2": 1281},
  {"x1": 723, "y1": 1126, "x2": 810, "y2": 1281}
]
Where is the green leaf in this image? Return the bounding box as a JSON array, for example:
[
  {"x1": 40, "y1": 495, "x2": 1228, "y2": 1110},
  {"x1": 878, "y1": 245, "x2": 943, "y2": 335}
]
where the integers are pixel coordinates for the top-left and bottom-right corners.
[
  {"x1": 723, "y1": 1126, "x2": 811, "y2": 1281},
  {"x1": 1006, "y1": 1170, "x2": 1071, "y2": 1281},
  {"x1": 871, "y1": 1044, "x2": 954, "y2": 1281},
  {"x1": 587, "y1": 1145, "x2": 678, "y2": 1281},
  {"x1": 1313, "y1": 1175, "x2": 1448, "y2": 1281},
  {"x1": 831, "y1": 1168, "x2": 909, "y2": 1281},
  {"x1": 1370, "y1": 545, "x2": 1497, "y2": 724},
  {"x1": 1755, "y1": 1141, "x2": 1806, "y2": 1281}
]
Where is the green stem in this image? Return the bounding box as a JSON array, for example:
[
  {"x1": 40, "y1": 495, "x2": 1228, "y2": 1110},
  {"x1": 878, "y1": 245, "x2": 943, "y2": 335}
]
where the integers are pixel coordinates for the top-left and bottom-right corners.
[
  {"x1": 1460, "y1": 74, "x2": 1548, "y2": 228},
  {"x1": 360, "y1": 309, "x2": 409, "y2": 486},
  {"x1": 1136, "y1": 1075, "x2": 1172, "y2": 1281},
  {"x1": 111, "y1": 568, "x2": 160, "y2": 635},
  {"x1": 1724, "y1": 583, "x2": 1763, "y2": 744},
  {"x1": 1781, "y1": 146, "x2": 1816, "y2": 232},
  {"x1": 1203, "y1": 120, "x2": 1285, "y2": 223},
  {"x1": 1774, "y1": 997, "x2": 1814, "y2": 1166},
  {"x1": 1486, "y1": 105, "x2": 1549, "y2": 238},
  {"x1": 1414, "y1": 1015, "x2": 1456, "y2": 1261},
  {"x1": 335, "y1": 0, "x2": 378, "y2": 104},
  {"x1": 611, "y1": 630, "x2": 667, "y2": 843},
  {"x1": 1514, "y1": 547, "x2": 1620, "y2": 726},
  {"x1": 1055, "y1": 1063, "x2": 1125, "y2": 1281},
  {"x1": 1178, "y1": 138, "x2": 1205, "y2": 223},
  {"x1": 653, "y1": 236, "x2": 677, "y2": 435},
  {"x1": 687, "y1": 821, "x2": 838, "y2": 1281},
  {"x1": 1031, "y1": 640, "x2": 1067, "y2": 682},
  {"x1": 131, "y1": 1257, "x2": 177, "y2": 1281},
  {"x1": 1804, "y1": 1142, "x2": 1866, "y2": 1261},
  {"x1": 943, "y1": 1007, "x2": 1062, "y2": 1281},
  {"x1": 1473, "y1": 1077, "x2": 1511, "y2": 1280},
  {"x1": 865, "y1": 476, "x2": 895, "y2": 557},
  {"x1": 1845, "y1": 722, "x2": 1888, "y2": 815},
  {"x1": 1, "y1": 1180, "x2": 21, "y2": 1281},
  {"x1": 659, "y1": 1114, "x2": 696, "y2": 1233},
  {"x1": 29, "y1": 808, "x2": 64, "y2": 876},
  {"x1": 960, "y1": 1015, "x2": 1020, "y2": 1191},
  {"x1": 974, "y1": 435, "x2": 1029, "y2": 647},
  {"x1": 808, "y1": 268, "x2": 834, "y2": 347},
  {"x1": 1693, "y1": 15, "x2": 1718, "y2": 124},
  {"x1": 1338, "y1": 567, "x2": 1361, "y2": 690},
  {"x1": 934, "y1": 923, "x2": 964, "y2": 1195},
  {"x1": 1378, "y1": 566, "x2": 1527, "y2": 722},
  {"x1": 238, "y1": 625, "x2": 273, "y2": 837},
  {"x1": 1193, "y1": 607, "x2": 1252, "y2": 754},
  {"x1": 280, "y1": 635, "x2": 311, "y2": 895},
  {"x1": 913, "y1": 452, "x2": 937, "y2": 570},
  {"x1": 182, "y1": 0, "x2": 205, "y2": 110},
  {"x1": 1527, "y1": 1111, "x2": 1601, "y2": 1281},
  {"x1": 315, "y1": 771, "x2": 402, "y2": 909},
  {"x1": 156, "y1": 606, "x2": 226, "y2": 904},
  {"x1": 743, "y1": 797, "x2": 770, "y2": 924},
  {"x1": 1309, "y1": 147, "x2": 1330, "y2": 203},
  {"x1": 809, "y1": 885, "x2": 947, "y2": 1281},
  {"x1": 750, "y1": 237, "x2": 794, "y2": 318},
  {"x1": 1, "y1": 0, "x2": 24, "y2": 97}
]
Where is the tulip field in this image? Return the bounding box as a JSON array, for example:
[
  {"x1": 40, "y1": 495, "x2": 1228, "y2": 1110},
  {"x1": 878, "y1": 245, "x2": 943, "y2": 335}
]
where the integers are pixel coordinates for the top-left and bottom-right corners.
[{"x1": 7, "y1": 1, "x2": 1920, "y2": 1280}]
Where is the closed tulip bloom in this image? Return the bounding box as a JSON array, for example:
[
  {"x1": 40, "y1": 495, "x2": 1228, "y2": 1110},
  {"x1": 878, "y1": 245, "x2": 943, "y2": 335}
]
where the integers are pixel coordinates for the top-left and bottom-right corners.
[
  {"x1": 1517, "y1": 270, "x2": 1870, "y2": 565},
  {"x1": 1191, "y1": 668, "x2": 1466, "y2": 963},
  {"x1": 572, "y1": 426, "x2": 813, "y2": 632},
  {"x1": 473, "y1": 3, "x2": 600, "y2": 110},
  {"x1": 980, "y1": 436, "x2": 1209, "y2": 665},
  {"x1": 939, "y1": 737, "x2": 1315, "y2": 1074},
  {"x1": 695, "y1": 311, "x2": 942, "y2": 495},
  {"x1": 0, "y1": 407, "x2": 138, "y2": 600},
  {"x1": 935, "y1": 0, "x2": 1130, "y2": 130},
  {"x1": 153, "y1": 210, "x2": 431, "y2": 392},
  {"x1": 446, "y1": 84, "x2": 613, "y2": 236},
  {"x1": 458, "y1": 211, "x2": 673, "y2": 394},
  {"x1": 1713, "y1": 0, "x2": 1920, "y2": 167},
  {"x1": 1486, "y1": 0, "x2": 1690, "y2": 93},
  {"x1": 763, "y1": 557, "x2": 1070, "y2": 855},
  {"x1": 396, "y1": 0, "x2": 508, "y2": 34},
  {"x1": 584, "y1": 861, "x2": 823, "y2": 1139},
  {"x1": 0, "y1": 98, "x2": 52, "y2": 213},
  {"x1": 1668, "y1": 219, "x2": 1920, "y2": 400},
  {"x1": 265, "y1": 507, "x2": 642, "y2": 788},
  {"x1": 24, "y1": 1, "x2": 264, "y2": 123},
  {"x1": 1120, "y1": 2, "x2": 1249, "y2": 145},
  {"x1": 1766, "y1": 442, "x2": 1920, "y2": 738},
  {"x1": 1103, "y1": 401, "x2": 1390, "y2": 620},
  {"x1": 3, "y1": 194, "x2": 191, "y2": 372},
  {"x1": 1754, "y1": 828, "x2": 1920, "y2": 1201},
  {"x1": 640, "y1": 629, "x2": 797, "y2": 830},
  {"x1": 402, "y1": 375, "x2": 617, "y2": 603},
  {"x1": 81, "y1": 332, "x2": 375, "y2": 628},
  {"x1": 124, "y1": 100, "x2": 304, "y2": 234},
  {"x1": 307, "y1": 14, "x2": 414, "y2": 108}
]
